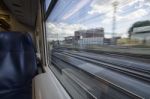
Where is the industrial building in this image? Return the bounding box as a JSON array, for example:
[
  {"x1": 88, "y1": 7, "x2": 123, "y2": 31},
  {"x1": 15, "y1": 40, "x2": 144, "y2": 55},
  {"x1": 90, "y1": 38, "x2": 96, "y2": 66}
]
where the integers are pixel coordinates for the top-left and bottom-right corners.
[
  {"x1": 75, "y1": 28, "x2": 104, "y2": 38},
  {"x1": 74, "y1": 28, "x2": 104, "y2": 45},
  {"x1": 64, "y1": 36, "x2": 75, "y2": 44},
  {"x1": 131, "y1": 26, "x2": 150, "y2": 45}
]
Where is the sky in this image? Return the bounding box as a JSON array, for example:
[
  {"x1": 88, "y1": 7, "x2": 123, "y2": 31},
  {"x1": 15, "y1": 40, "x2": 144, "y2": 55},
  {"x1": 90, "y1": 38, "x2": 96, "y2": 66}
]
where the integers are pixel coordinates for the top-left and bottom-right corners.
[{"x1": 45, "y1": 0, "x2": 150, "y2": 41}]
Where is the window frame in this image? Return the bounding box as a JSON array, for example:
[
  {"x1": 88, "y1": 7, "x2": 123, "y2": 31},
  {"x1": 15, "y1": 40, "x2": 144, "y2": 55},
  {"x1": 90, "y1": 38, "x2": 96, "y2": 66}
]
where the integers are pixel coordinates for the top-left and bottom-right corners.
[
  {"x1": 44, "y1": 0, "x2": 58, "y2": 20},
  {"x1": 42, "y1": 0, "x2": 58, "y2": 66}
]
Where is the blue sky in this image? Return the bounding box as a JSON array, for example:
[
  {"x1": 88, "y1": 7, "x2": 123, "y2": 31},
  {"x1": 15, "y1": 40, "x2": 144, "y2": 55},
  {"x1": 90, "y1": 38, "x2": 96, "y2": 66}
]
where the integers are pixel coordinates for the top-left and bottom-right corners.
[{"x1": 46, "y1": 0, "x2": 150, "y2": 40}]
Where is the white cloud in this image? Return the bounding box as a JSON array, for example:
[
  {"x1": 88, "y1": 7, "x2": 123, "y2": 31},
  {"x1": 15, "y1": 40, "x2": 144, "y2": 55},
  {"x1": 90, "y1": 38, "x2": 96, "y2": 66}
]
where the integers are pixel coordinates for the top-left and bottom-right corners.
[
  {"x1": 88, "y1": 0, "x2": 147, "y2": 15},
  {"x1": 88, "y1": 4, "x2": 113, "y2": 15},
  {"x1": 62, "y1": 0, "x2": 90, "y2": 20},
  {"x1": 101, "y1": 8, "x2": 148, "y2": 35},
  {"x1": 121, "y1": 8, "x2": 148, "y2": 20},
  {"x1": 101, "y1": 18, "x2": 112, "y2": 24},
  {"x1": 145, "y1": 2, "x2": 150, "y2": 6},
  {"x1": 46, "y1": 22, "x2": 87, "y2": 41},
  {"x1": 101, "y1": 8, "x2": 148, "y2": 25}
]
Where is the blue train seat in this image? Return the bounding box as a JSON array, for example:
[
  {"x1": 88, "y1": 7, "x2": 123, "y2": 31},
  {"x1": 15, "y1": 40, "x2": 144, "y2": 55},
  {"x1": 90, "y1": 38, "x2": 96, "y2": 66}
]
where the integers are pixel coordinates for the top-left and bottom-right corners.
[{"x1": 0, "y1": 32, "x2": 37, "y2": 99}]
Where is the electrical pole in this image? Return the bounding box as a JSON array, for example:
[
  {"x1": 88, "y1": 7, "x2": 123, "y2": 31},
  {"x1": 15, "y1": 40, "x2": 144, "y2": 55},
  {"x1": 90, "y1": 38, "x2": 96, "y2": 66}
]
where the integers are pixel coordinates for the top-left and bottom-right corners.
[{"x1": 112, "y1": 1, "x2": 119, "y2": 45}]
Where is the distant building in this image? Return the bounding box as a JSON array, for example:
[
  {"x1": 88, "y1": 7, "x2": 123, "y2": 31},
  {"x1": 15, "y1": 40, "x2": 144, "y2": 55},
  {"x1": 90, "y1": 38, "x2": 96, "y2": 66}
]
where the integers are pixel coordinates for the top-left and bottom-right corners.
[
  {"x1": 64, "y1": 36, "x2": 75, "y2": 44},
  {"x1": 131, "y1": 26, "x2": 150, "y2": 45},
  {"x1": 75, "y1": 28, "x2": 104, "y2": 38},
  {"x1": 74, "y1": 28, "x2": 104, "y2": 45},
  {"x1": 103, "y1": 38, "x2": 112, "y2": 45}
]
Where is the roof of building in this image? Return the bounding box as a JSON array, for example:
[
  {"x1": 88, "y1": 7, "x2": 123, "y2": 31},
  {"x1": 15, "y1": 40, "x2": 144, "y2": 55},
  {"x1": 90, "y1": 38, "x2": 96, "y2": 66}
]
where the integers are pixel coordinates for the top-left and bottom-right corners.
[{"x1": 133, "y1": 26, "x2": 150, "y2": 33}]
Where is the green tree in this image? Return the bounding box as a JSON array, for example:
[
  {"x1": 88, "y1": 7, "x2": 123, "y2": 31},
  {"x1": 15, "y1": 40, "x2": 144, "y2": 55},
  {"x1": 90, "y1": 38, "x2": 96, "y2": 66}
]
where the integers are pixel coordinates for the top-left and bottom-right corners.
[{"x1": 128, "y1": 20, "x2": 150, "y2": 38}]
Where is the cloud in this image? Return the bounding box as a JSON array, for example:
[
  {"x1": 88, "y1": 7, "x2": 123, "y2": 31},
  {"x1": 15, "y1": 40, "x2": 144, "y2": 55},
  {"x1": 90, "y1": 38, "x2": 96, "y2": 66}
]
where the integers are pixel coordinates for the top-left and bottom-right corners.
[
  {"x1": 119, "y1": 8, "x2": 148, "y2": 21},
  {"x1": 62, "y1": 0, "x2": 90, "y2": 20},
  {"x1": 101, "y1": 8, "x2": 148, "y2": 34},
  {"x1": 88, "y1": 0, "x2": 118, "y2": 15},
  {"x1": 46, "y1": 22, "x2": 87, "y2": 41},
  {"x1": 145, "y1": 2, "x2": 150, "y2": 6},
  {"x1": 88, "y1": 0, "x2": 147, "y2": 15},
  {"x1": 128, "y1": 0, "x2": 144, "y2": 6},
  {"x1": 101, "y1": 7, "x2": 148, "y2": 25}
]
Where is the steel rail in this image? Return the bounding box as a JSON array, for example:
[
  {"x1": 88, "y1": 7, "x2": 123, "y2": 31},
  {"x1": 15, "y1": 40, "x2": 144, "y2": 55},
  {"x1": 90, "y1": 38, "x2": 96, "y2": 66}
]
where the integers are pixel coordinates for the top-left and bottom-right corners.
[
  {"x1": 52, "y1": 54, "x2": 144, "y2": 99},
  {"x1": 61, "y1": 50, "x2": 150, "y2": 74},
  {"x1": 61, "y1": 52, "x2": 150, "y2": 83}
]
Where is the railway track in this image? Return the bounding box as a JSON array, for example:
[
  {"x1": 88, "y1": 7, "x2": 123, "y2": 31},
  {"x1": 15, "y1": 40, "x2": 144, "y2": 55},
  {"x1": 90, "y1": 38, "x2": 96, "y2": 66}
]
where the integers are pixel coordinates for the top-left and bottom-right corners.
[
  {"x1": 51, "y1": 51, "x2": 150, "y2": 99},
  {"x1": 58, "y1": 46, "x2": 150, "y2": 59},
  {"x1": 57, "y1": 49, "x2": 150, "y2": 74},
  {"x1": 101, "y1": 53, "x2": 150, "y2": 63},
  {"x1": 52, "y1": 56, "x2": 142, "y2": 99},
  {"x1": 60, "y1": 51, "x2": 150, "y2": 83}
]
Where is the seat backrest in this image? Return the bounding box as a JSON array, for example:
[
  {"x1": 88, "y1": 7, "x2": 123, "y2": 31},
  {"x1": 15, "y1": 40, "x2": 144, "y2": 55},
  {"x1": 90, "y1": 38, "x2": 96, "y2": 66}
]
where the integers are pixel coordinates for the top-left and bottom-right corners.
[{"x1": 0, "y1": 32, "x2": 37, "y2": 92}]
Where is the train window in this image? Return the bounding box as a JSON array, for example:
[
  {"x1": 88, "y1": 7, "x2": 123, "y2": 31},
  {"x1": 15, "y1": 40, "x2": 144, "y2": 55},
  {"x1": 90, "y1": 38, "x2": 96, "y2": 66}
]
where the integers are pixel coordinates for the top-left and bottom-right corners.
[
  {"x1": 45, "y1": 0, "x2": 52, "y2": 12},
  {"x1": 45, "y1": 0, "x2": 150, "y2": 48},
  {"x1": 45, "y1": 0, "x2": 150, "y2": 99}
]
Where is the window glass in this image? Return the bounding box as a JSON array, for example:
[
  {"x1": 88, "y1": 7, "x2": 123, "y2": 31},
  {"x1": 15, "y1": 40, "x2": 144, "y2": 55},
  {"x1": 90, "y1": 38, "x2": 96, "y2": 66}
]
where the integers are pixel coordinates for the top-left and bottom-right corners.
[
  {"x1": 45, "y1": 0, "x2": 52, "y2": 12},
  {"x1": 46, "y1": 0, "x2": 150, "y2": 47},
  {"x1": 45, "y1": 0, "x2": 150, "y2": 99}
]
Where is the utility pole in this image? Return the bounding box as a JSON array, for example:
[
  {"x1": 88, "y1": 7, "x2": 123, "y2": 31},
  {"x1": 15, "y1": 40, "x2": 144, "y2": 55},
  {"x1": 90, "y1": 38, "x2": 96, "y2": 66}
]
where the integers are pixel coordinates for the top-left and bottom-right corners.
[{"x1": 112, "y1": 1, "x2": 119, "y2": 45}]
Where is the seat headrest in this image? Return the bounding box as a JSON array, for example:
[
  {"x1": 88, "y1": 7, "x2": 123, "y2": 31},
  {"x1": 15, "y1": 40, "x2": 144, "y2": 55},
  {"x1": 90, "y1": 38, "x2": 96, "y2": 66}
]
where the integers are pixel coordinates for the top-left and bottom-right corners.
[{"x1": 0, "y1": 32, "x2": 34, "y2": 51}]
